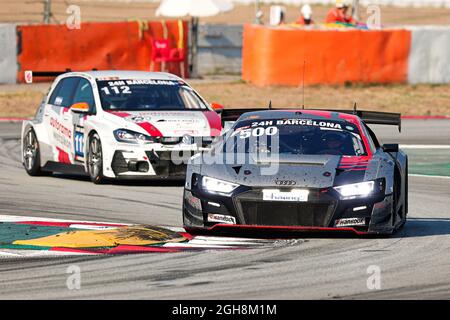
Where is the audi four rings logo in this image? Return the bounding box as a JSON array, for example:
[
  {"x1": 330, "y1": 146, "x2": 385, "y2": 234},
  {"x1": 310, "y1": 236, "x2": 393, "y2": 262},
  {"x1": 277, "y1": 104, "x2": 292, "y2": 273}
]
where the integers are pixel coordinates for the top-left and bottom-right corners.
[{"x1": 275, "y1": 180, "x2": 296, "y2": 186}]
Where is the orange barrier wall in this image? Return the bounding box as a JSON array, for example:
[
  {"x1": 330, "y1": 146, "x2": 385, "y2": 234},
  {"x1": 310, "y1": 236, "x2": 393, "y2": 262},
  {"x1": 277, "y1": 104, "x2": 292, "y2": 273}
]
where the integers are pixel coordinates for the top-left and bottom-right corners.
[
  {"x1": 17, "y1": 20, "x2": 188, "y2": 82},
  {"x1": 242, "y1": 24, "x2": 411, "y2": 86}
]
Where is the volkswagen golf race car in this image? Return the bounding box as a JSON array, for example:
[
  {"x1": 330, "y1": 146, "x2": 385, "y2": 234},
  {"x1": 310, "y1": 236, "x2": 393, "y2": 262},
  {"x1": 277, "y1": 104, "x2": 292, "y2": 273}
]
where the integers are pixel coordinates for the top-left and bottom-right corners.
[
  {"x1": 22, "y1": 71, "x2": 222, "y2": 183},
  {"x1": 183, "y1": 109, "x2": 408, "y2": 236}
]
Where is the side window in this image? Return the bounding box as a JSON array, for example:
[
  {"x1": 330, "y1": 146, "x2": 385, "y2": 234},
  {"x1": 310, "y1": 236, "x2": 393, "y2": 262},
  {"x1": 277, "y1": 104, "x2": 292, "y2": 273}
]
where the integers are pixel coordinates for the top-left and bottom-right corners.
[
  {"x1": 48, "y1": 77, "x2": 79, "y2": 108},
  {"x1": 48, "y1": 83, "x2": 62, "y2": 105},
  {"x1": 72, "y1": 78, "x2": 95, "y2": 113},
  {"x1": 362, "y1": 123, "x2": 379, "y2": 151}
]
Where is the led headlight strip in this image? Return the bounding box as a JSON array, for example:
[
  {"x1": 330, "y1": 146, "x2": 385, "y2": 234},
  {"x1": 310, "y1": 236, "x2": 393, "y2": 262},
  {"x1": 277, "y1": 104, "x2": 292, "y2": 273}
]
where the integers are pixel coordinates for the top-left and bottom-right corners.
[
  {"x1": 202, "y1": 176, "x2": 239, "y2": 195},
  {"x1": 334, "y1": 181, "x2": 375, "y2": 199}
]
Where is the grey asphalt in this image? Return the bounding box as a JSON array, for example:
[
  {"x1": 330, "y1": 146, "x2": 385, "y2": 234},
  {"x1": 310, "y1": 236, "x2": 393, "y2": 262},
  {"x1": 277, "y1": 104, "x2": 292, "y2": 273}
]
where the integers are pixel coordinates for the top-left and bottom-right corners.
[
  {"x1": 372, "y1": 119, "x2": 450, "y2": 145},
  {"x1": 0, "y1": 120, "x2": 449, "y2": 299}
]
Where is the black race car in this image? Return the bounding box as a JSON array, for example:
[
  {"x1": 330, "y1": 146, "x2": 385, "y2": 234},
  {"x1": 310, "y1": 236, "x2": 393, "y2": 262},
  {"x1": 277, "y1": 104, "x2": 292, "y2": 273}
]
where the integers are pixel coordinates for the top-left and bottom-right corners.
[{"x1": 183, "y1": 109, "x2": 408, "y2": 236}]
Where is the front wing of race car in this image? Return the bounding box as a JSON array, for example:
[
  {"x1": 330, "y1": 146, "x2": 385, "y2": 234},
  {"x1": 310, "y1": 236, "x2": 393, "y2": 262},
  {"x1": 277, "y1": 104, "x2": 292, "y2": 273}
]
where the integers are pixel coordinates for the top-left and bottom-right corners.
[{"x1": 183, "y1": 176, "x2": 396, "y2": 235}]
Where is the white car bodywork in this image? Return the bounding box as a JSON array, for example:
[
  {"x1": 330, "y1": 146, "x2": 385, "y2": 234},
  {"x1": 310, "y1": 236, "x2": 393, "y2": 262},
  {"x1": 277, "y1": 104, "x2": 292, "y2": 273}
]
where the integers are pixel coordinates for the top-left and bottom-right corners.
[{"x1": 21, "y1": 71, "x2": 222, "y2": 180}]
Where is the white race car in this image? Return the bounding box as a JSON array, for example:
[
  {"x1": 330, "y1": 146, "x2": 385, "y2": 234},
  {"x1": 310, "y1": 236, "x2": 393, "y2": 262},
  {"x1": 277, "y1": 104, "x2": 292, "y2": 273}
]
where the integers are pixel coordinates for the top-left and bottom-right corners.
[{"x1": 22, "y1": 71, "x2": 223, "y2": 183}]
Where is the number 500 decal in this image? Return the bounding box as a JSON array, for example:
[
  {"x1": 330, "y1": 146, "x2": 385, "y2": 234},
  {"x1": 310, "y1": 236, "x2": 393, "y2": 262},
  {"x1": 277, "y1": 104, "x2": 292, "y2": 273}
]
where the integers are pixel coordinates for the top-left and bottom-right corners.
[{"x1": 239, "y1": 126, "x2": 278, "y2": 139}]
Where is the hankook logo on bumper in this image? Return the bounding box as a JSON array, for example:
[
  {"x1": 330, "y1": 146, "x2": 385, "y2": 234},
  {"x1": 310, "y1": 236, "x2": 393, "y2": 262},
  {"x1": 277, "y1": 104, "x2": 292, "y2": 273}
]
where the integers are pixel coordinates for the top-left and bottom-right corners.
[
  {"x1": 275, "y1": 179, "x2": 296, "y2": 186},
  {"x1": 207, "y1": 214, "x2": 236, "y2": 225}
]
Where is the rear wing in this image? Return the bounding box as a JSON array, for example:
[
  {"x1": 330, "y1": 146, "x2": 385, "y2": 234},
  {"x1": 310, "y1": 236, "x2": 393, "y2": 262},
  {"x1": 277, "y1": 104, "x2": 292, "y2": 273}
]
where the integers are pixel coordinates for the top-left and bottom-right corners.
[
  {"x1": 31, "y1": 71, "x2": 71, "y2": 77},
  {"x1": 220, "y1": 108, "x2": 401, "y2": 132},
  {"x1": 23, "y1": 69, "x2": 96, "y2": 83},
  {"x1": 219, "y1": 108, "x2": 265, "y2": 133},
  {"x1": 220, "y1": 108, "x2": 265, "y2": 123},
  {"x1": 326, "y1": 109, "x2": 401, "y2": 132}
]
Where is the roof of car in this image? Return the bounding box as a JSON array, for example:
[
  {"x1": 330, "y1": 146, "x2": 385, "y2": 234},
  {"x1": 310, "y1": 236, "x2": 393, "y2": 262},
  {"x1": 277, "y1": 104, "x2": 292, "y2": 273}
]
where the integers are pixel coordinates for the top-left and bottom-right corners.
[
  {"x1": 61, "y1": 70, "x2": 183, "y2": 81},
  {"x1": 238, "y1": 109, "x2": 361, "y2": 123}
]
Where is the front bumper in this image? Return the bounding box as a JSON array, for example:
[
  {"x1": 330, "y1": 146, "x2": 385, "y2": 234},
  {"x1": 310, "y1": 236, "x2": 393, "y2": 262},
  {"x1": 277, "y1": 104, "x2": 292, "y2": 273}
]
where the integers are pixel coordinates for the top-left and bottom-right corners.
[
  {"x1": 183, "y1": 178, "x2": 395, "y2": 235},
  {"x1": 104, "y1": 143, "x2": 209, "y2": 179}
]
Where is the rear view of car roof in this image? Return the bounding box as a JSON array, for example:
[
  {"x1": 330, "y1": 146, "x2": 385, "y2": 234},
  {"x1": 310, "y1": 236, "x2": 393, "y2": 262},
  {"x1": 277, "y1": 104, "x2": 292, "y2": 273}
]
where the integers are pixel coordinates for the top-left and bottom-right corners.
[
  {"x1": 62, "y1": 70, "x2": 183, "y2": 81},
  {"x1": 239, "y1": 109, "x2": 360, "y2": 122}
]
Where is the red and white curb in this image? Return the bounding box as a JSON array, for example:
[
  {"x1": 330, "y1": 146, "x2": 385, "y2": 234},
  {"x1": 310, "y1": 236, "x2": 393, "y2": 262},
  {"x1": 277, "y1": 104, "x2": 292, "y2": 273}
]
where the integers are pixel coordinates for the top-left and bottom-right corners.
[{"x1": 0, "y1": 215, "x2": 277, "y2": 258}]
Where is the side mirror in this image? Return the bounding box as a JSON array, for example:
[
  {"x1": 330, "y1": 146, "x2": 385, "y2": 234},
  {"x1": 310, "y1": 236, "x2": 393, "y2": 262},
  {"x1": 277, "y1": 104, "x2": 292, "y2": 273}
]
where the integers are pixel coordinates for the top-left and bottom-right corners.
[
  {"x1": 382, "y1": 143, "x2": 399, "y2": 153},
  {"x1": 211, "y1": 102, "x2": 224, "y2": 113},
  {"x1": 70, "y1": 102, "x2": 90, "y2": 114}
]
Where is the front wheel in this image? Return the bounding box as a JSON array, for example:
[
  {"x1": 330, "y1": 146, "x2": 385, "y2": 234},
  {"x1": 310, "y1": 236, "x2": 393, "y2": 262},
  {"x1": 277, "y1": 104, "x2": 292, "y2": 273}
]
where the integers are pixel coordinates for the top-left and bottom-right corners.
[
  {"x1": 23, "y1": 128, "x2": 43, "y2": 176},
  {"x1": 87, "y1": 133, "x2": 106, "y2": 184}
]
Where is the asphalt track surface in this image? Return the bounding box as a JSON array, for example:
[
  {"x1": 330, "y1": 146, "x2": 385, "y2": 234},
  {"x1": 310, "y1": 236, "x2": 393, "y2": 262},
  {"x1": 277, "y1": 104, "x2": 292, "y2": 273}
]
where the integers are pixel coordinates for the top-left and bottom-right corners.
[{"x1": 0, "y1": 120, "x2": 449, "y2": 299}]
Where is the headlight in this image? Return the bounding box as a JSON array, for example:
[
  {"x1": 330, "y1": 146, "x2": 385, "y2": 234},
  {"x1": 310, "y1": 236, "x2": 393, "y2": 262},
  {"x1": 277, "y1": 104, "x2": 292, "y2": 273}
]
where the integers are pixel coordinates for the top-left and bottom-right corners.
[
  {"x1": 334, "y1": 181, "x2": 375, "y2": 199},
  {"x1": 202, "y1": 176, "x2": 239, "y2": 195},
  {"x1": 113, "y1": 129, "x2": 156, "y2": 144}
]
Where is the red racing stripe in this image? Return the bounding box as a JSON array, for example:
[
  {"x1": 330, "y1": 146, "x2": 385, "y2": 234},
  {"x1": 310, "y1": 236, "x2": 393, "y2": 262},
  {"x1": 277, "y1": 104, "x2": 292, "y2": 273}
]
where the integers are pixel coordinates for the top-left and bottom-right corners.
[
  {"x1": 56, "y1": 147, "x2": 71, "y2": 164},
  {"x1": 203, "y1": 111, "x2": 222, "y2": 136},
  {"x1": 50, "y1": 247, "x2": 110, "y2": 254},
  {"x1": 137, "y1": 122, "x2": 163, "y2": 137},
  {"x1": 106, "y1": 111, "x2": 132, "y2": 118},
  {"x1": 206, "y1": 224, "x2": 369, "y2": 235}
]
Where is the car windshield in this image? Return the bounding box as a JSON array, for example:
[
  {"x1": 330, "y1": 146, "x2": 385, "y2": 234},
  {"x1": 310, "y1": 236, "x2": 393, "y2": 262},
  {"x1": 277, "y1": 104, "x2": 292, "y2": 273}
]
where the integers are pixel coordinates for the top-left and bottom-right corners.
[
  {"x1": 223, "y1": 117, "x2": 367, "y2": 156},
  {"x1": 96, "y1": 79, "x2": 208, "y2": 111}
]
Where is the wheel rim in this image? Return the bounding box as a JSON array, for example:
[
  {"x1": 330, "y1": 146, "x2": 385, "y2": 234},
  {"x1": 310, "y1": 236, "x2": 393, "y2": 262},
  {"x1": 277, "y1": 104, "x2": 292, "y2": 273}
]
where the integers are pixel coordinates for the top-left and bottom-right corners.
[
  {"x1": 88, "y1": 137, "x2": 102, "y2": 178},
  {"x1": 23, "y1": 130, "x2": 37, "y2": 170}
]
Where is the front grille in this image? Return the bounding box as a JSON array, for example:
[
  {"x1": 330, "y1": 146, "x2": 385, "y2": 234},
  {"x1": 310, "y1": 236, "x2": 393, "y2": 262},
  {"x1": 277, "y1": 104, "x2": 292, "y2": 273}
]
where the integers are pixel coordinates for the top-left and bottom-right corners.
[
  {"x1": 234, "y1": 189, "x2": 336, "y2": 227},
  {"x1": 111, "y1": 151, "x2": 128, "y2": 175},
  {"x1": 160, "y1": 137, "x2": 182, "y2": 145},
  {"x1": 239, "y1": 201, "x2": 332, "y2": 227},
  {"x1": 145, "y1": 151, "x2": 188, "y2": 177}
]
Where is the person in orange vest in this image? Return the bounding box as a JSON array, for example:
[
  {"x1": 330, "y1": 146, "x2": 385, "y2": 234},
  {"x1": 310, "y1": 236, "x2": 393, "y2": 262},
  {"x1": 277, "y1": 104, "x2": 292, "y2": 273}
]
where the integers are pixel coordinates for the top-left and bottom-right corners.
[
  {"x1": 325, "y1": 0, "x2": 356, "y2": 24},
  {"x1": 295, "y1": 4, "x2": 314, "y2": 25}
]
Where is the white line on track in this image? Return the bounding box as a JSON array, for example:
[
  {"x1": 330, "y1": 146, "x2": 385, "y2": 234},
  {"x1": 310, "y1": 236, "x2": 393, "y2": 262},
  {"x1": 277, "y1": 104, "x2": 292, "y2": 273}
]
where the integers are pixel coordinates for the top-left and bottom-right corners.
[
  {"x1": 409, "y1": 174, "x2": 450, "y2": 179},
  {"x1": 0, "y1": 249, "x2": 93, "y2": 258},
  {"x1": 400, "y1": 145, "x2": 450, "y2": 149},
  {"x1": 0, "y1": 214, "x2": 131, "y2": 226}
]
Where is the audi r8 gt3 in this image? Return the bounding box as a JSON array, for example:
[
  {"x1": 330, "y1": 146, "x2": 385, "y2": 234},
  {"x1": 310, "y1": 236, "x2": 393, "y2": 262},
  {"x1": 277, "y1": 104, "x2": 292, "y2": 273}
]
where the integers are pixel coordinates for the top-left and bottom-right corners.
[
  {"x1": 22, "y1": 71, "x2": 223, "y2": 183},
  {"x1": 183, "y1": 109, "x2": 408, "y2": 235}
]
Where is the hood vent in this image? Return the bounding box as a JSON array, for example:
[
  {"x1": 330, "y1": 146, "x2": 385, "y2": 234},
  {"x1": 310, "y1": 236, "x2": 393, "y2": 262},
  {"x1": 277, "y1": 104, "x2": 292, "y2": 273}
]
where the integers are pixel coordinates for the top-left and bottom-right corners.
[{"x1": 253, "y1": 154, "x2": 332, "y2": 166}]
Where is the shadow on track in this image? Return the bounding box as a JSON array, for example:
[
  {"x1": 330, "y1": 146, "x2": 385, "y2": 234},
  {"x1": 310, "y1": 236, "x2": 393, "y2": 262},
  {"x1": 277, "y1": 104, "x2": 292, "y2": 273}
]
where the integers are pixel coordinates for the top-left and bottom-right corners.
[
  {"x1": 393, "y1": 218, "x2": 450, "y2": 238},
  {"x1": 51, "y1": 173, "x2": 185, "y2": 187},
  {"x1": 189, "y1": 217, "x2": 450, "y2": 240}
]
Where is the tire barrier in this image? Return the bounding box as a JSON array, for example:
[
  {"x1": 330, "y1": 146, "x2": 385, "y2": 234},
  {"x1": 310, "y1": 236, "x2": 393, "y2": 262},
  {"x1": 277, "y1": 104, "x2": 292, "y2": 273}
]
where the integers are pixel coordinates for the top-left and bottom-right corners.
[
  {"x1": 0, "y1": 22, "x2": 449, "y2": 84},
  {"x1": 242, "y1": 24, "x2": 450, "y2": 86},
  {"x1": 242, "y1": 24, "x2": 411, "y2": 86},
  {"x1": 15, "y1": 20, "x2": 188, "y2": 83}
]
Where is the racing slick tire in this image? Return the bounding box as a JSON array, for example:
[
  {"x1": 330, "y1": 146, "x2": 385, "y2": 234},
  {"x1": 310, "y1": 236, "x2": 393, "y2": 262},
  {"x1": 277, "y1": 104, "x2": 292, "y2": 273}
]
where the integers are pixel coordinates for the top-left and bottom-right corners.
[
  {"x1": 23, "y1": 128, "x2": 44, "y2": 176},
  {"x1": 87, "y1": 132, "x2": 106, "y2": 184}
]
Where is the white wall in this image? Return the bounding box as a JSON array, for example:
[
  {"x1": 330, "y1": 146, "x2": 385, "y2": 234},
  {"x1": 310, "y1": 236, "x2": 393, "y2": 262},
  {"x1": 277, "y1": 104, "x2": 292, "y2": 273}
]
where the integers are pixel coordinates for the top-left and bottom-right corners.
[
  {"x1": 408, "y1": 27, "x2": 450, "y2": 84},
  {"x1": 230, "y1": 0, "x2": 450, "y2": 8},
  {"x1": 0, "y1": 24, "x2": 17, "y2": 84},
  {"x1": 145, "y1": 0, "x2": 450, "y2": 8}
]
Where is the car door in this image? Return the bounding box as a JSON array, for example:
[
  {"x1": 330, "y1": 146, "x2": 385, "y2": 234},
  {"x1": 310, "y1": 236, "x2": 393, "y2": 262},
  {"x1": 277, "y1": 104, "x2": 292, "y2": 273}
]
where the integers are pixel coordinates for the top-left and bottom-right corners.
[
  {"x1": 45, "y1": 77, "x2": 79, "y2": 164},
  {"x1": 69, "y1": 78, "x2": 96, "y2": 163}
]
